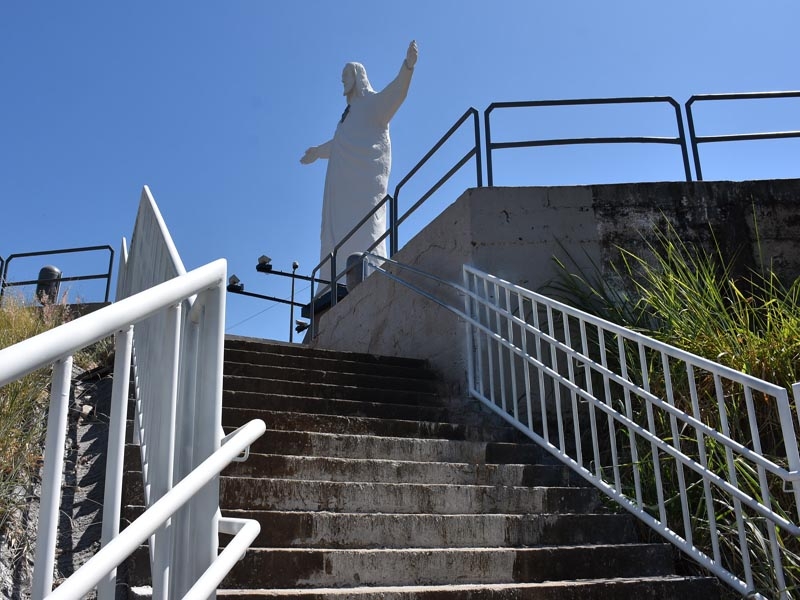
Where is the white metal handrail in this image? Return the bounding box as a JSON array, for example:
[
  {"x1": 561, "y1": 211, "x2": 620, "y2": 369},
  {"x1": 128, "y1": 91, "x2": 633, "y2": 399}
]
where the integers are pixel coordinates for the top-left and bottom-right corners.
[
  {"x1": 463, "y1": 265, "x2": 800, "y2": 600},
  {"x1": 43, "y1": 420, "x2": 265, "y2": 600},
  {"x1": 1, "y1": 187, "x2": 265, "y2": 600},
  {"x1": 362, "y1": 255, "x2": 800, "y2": 599}
]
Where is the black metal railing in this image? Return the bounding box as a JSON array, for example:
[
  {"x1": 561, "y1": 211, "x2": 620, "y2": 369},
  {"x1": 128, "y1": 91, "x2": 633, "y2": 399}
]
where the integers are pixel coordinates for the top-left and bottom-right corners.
[
  {"x1": 390, "y1": 107, "x2": 482, "y2": 254},
  {"x1": 685, "y1": 90, "x2": 800, "y2": 181},
  {"x1": 0, "y1": 245, "x2": 115, "y2": 303},
  {"x1": 232, "y1": 91, "x2": 799, "y2": 341},
  {"x1": 484, "y1": 96, "x2": 692, "y2": 185}
]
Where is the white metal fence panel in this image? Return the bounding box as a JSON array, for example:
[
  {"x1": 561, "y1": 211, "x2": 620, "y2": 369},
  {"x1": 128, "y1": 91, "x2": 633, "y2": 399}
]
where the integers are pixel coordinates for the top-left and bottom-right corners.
[
  {"x1": 115, "y1": 186, "x2": 226, "y2": 599},
  {"x1": 0, "y1": 186, "x2": 264, "y2": 600},
  {"x1": 463, "y1": 264, "x2": 800, "y2": 600}
]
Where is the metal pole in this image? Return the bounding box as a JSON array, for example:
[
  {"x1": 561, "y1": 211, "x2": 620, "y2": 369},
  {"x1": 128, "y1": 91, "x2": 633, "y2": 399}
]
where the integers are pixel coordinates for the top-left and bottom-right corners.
[
  {"x1": 31, "y1": 356, "x2": 73, "y2": 600},
  {"x1": 97, "y1": 327, "x2": 133, "y2": 600},
  {"x1": 290, "y1": 262, "x2": 298, "y2": 343}
]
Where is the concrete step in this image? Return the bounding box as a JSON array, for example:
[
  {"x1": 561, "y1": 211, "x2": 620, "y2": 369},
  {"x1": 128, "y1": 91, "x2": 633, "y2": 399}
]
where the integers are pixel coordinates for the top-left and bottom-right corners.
[
  {"x1": 220, "y1": 454, "x2": 584, "y2": 487},
  {"x1": 225, "y1": 337, "x2": 431, "y2": 371},
  {"x1": 223, "y1": 391, "x2": 449, "y2": 422},
  {"x1": 216, "y1": 510, "x2": 639, "y2": 548},
  {"x1": 128, "y1": 545, "x2": 676, "y2": 589},
  {"x1": 234, "y1": 430, "x2": 556, "y2": 464},
  {"x1": 218, "y1": 477, "x2": 600, "y2": 514},
  {"x1": 225, "y1": 347, "x2": 438, "y2": 381},
  {"x1": 212, "y1": 576, "x2": 720, "y2": 598},
  {"x1": 224, "y1": 362, "x2": 438, "y2": 394},
  {"x1": 224, "y1": 375, "x2": 440, "y2": 406},
  {"x1": 222, "y1": 408, "x2": 528, "y2": 443}
]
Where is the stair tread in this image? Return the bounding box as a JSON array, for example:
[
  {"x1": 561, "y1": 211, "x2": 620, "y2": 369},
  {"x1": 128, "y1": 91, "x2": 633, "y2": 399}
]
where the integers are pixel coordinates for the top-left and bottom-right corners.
[{"x1": 213, "y1": 575, "x2": 719, "y2": 596}]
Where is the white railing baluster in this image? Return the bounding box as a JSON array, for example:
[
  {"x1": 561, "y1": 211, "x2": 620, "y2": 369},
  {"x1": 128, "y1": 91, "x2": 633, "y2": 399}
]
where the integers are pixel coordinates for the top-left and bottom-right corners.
[
  {"x1": 31, "y1": 356, "x2": 73, "y2": 600},
  {"x1": 98, "y1": 327, "x2": 134, "y2": 600},
  {"x1": 454, "y1": 264, "x2": 800, "y2": 599}
]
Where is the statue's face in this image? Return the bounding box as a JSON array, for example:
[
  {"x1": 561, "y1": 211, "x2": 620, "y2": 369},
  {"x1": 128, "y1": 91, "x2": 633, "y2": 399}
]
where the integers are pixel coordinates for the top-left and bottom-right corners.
[{"x1": 342, "y1": 65, "x2": 355, "y2": 96}]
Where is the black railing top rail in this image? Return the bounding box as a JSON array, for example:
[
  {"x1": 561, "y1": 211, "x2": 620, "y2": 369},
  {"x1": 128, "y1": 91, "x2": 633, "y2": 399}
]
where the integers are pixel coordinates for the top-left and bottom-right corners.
[
  {"x1": 484, "y1": 96, "x2": 692, "y2": 184},
  {"x1": 0, "y1": 245, "x2": 115, "y2": 303},
  {"x1": 685, "y1": 90, "x2": 800, "y2": 181}
]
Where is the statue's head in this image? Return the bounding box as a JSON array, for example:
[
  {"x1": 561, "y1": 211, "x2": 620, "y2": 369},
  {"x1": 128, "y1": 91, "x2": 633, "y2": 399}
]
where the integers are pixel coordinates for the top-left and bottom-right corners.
[{"x1": 342, "y1": 62, "x2": 374, "y2": 98}]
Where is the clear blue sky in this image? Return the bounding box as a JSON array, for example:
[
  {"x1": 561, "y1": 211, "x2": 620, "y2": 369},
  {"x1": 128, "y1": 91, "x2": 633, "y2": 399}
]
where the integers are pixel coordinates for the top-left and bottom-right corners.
[{"x1": 1, "y1": 1, "x2": 798, "y2": 341}]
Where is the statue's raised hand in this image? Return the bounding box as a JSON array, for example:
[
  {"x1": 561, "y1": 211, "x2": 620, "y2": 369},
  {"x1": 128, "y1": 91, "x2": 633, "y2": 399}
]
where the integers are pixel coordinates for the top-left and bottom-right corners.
[{"x1": 405, "y1": 40, "x2": 418, "y2": 69}]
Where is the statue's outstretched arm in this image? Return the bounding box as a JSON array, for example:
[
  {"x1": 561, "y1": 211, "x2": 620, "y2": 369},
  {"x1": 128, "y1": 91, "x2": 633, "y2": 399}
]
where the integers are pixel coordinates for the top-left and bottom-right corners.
[
  {"x1": 374, "y1": 40, "x2": 418, "y2": 126},
  {"x1": 300, "y1": 140, "x2": 333, "y2": 164}
]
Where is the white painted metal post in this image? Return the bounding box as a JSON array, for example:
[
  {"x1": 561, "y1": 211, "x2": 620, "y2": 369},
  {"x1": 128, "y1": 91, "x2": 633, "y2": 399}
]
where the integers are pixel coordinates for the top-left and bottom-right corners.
[
  {"x1": 98, "y1": 327, "x2": 134, "y2": 600},
  {"x1": 190, "y1": 283, "x2": 225, "y2": 600},
  {"x1": 31, "y1": 356, "x2": 73, "y2": 600}
]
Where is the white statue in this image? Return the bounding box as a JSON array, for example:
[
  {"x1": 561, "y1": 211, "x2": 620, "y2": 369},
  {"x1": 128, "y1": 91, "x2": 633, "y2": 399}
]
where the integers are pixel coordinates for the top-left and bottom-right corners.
[{"x1": 301, "y1": 40, "x2": 418, "y2": 283}]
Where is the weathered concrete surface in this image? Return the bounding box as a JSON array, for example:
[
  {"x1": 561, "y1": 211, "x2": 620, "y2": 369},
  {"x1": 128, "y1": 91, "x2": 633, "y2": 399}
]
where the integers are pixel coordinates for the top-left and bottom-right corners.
[{"x1": 314, "y1": 179, "x2": 800, "y2": 396}]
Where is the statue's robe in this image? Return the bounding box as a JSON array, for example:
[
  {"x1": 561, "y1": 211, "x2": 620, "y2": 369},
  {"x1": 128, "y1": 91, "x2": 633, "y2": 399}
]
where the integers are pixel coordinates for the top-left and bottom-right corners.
[{"x1": 319, "y1": 64, "x2": 413, "y2": 283}]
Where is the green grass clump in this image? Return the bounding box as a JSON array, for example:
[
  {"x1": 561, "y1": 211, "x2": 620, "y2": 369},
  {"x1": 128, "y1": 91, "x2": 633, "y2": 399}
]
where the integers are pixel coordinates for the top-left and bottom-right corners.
[
  {"x1": 548, "y1": 221, "x2": 800, "y2": 597},
  {"x1": 0, "y1": 297, "x2": 72, "y2": 531}
]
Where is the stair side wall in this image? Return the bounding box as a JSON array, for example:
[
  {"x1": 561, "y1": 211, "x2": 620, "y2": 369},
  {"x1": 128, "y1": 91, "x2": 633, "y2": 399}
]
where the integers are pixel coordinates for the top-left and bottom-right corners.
[{"x1": 313, "y1": 179, "x2": 800, "y2": 396}]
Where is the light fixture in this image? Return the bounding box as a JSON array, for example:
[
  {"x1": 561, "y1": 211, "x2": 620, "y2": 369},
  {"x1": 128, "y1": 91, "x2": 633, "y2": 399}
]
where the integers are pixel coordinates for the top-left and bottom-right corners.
[
  {"x1": 256, "y1": 255, "x2": 273, "y2": 273},
  {"x1": 227, "y1": 274, "x2": 244, "y2": 293}
]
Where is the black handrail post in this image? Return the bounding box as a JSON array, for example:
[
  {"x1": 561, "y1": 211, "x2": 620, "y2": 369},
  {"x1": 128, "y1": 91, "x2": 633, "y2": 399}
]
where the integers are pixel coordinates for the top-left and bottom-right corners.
[
  {"x1": 472, "y1": 108, "x2": 483, "y2": 187},
  {"x1": 104, "y1": 248, "x2": 115, "y2": 302},
  {"x1": 330, "y1": 251, "x2": 338, "y2": 308},
  {"x1": 484, "y1": 106, "x2": 494, "y2": 186},
  {"x1": 668, "y1": 97, "x2": 693, "y2": 182},
  {"x1": 685, "y1": 97, "x2": 704, "y2": 181},
  {"x1": 289, "y1": 262, "x2": 298, "y2": 343},
  {"x1": 390, "y1": 194, "x2": 399, "y2": 256}
]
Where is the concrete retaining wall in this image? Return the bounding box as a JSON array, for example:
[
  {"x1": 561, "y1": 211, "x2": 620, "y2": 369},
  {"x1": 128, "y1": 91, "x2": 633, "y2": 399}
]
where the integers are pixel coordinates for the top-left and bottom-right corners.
[{"x1": 313, "y1": 179, "x2": 800, "y2": 395}]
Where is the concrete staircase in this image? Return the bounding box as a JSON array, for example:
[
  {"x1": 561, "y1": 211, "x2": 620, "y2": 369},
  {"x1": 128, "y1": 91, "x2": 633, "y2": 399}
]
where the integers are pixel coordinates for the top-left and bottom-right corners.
[{"x1": 124, "y1": 336, "x2": 720, "y2": 598}]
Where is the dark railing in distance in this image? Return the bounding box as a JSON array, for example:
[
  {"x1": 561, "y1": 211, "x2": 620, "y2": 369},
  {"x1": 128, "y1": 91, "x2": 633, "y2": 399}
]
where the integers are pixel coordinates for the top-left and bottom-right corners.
[
  {"x1": 685, "y1": 91, "x2": 800, "y2": 181},
  {"x1": 0, "y1": 245, "x2": 115, "y2": 303},
  {"x1": 484, "y1": 97, "x2": 692, "y2": 185},
  {"x1": 391, "y1": 107, "x2": 482, "y2": 255}
]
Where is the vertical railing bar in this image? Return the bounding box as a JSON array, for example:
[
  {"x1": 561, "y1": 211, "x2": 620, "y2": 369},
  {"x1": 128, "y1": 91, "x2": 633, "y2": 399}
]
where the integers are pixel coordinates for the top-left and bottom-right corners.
[
  {"x1": 713, "y1": 372, "x2": 753, "y2": 590},
  {"x1": 618, "y1": 335, "x2": 642, "y2": 508},
  {"x1": 517, "y1": 292, "x2": 533, "y2": 430},
  {"x1": 190, "y1": 283, "x2": 225, "y2": 600},
  {"x1": 482, "y1": 278, "x2": 497, "y2": 407},
  {"x1": 464, "y1": 269, "x2": 477, "y2": 397},
  {"x1": 97, "y1": 327, "x2": 134, "y2": 600},
  {"x1": 661, "y1": 353, "x2": 692, "y2": 546},
  {"x1": 504, "y1": 287, "x2": 519, "y2": 421},
  {"x1": 598, "y1": 327, "x2": 621, "y2": 493},
  {"x1": 563, "y1": 314, "x2": 583, "y2": 467},
  {"x1": 546, "y1": 305, "x2": 566, "y2": 452},
  {"x1": 743, "y1": 384, "x2": 788, "y2": 596},
  {"x1": 172, "y1": 311, "x2": 200, "y2": 598},
  {"x1": 580, "y1": 320, "x2": 602, "y2": 478},
  {"x1": 639, "y1": 344, "x2": 667, "y2": 522},
  {"x1": 686, "y1": 363, "x2": 721, "y2": 566},
  {"x1": 531, "y1": 300, "x2": 548, "y2": 443},
  {"x1": 494, "y1": 281, "x2": 508, "y2": 415},
  {"x1": 31, "y1": 355, "x2": 74, "y2": 600},
  {"x1": 152, "y1": 303, "x2": 182, "y2": 599}
]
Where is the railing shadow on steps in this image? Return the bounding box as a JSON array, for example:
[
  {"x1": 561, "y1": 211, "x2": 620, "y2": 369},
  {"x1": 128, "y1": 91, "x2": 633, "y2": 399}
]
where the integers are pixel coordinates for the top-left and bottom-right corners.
[
  {"x1": 359, "y1": 252, "x2": 800, "y2": 600},
  {"x1": 0, "y1": 186, "x2": 266, "y2": 600}
]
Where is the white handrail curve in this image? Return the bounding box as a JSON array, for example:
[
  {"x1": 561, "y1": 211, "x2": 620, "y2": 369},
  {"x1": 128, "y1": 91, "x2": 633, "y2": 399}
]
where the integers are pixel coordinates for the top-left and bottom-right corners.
[
  {"x1": 0, "y1": 260, "x2": 226, "y2": 386},
  {"x1": 44, "y1": 420, "x2": 266, "y2": 600}
]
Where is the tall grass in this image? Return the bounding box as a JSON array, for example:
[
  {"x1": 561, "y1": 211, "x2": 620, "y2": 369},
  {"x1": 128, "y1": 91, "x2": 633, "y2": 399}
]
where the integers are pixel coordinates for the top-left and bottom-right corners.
[
  {"x1": 0, "y1": 296, "x2": 112, "y2": 534},
  {"x1": 548, "y1": 221, "x2": 800, "y2": 597}
]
